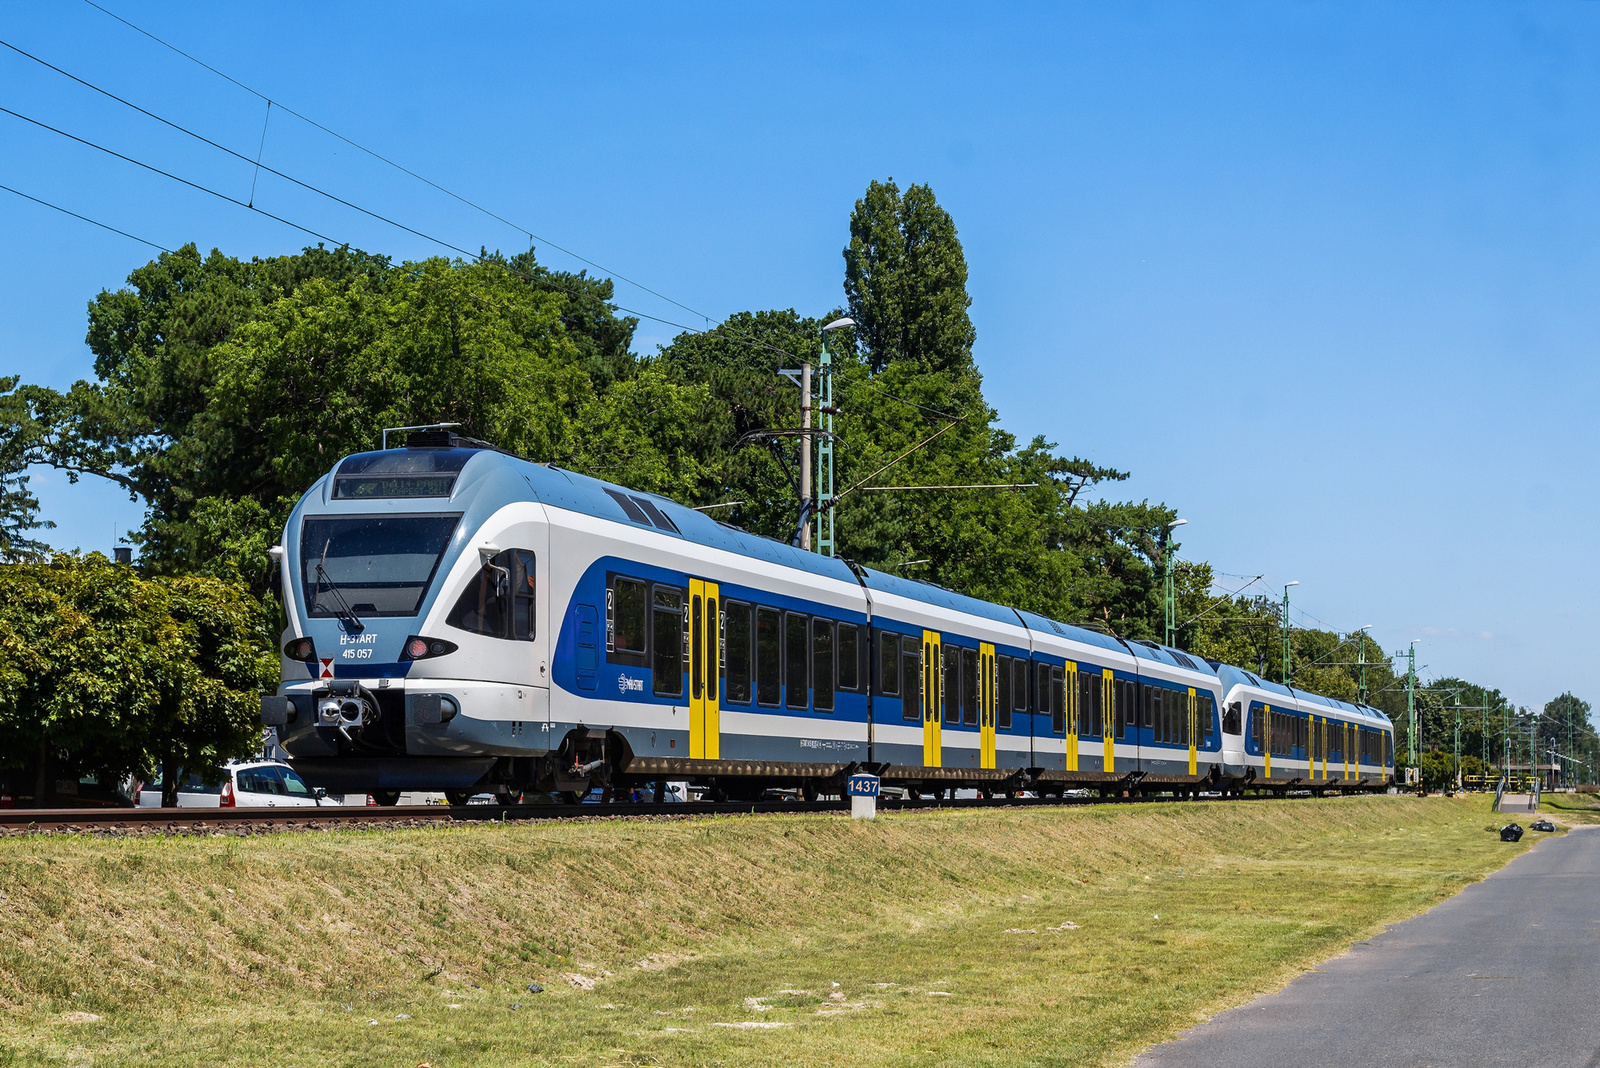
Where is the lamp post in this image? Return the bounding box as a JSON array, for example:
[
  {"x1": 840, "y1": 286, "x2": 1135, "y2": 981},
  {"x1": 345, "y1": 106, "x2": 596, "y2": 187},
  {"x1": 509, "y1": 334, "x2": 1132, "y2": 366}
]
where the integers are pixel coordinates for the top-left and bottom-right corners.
[
  {"x1": 815, "y1": 317, "x2": 853, "y2": 557},
  {"x1": 1281, "y1": 581, "x2": 1299, "y2": 684},
  {"x1": 1163, "y1": 518, "x2": 1187, "y2": 647}
]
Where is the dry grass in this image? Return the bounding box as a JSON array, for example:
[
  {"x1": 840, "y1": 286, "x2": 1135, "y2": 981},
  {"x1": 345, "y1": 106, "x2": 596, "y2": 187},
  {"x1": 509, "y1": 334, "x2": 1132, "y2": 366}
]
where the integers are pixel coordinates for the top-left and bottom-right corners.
[
  {"x1": 1534, "y1": 790, "x2": 1600, "y2": 823},
  {"x1": 0, "y1": 795, "x2": 1526, "y2": 1067}
]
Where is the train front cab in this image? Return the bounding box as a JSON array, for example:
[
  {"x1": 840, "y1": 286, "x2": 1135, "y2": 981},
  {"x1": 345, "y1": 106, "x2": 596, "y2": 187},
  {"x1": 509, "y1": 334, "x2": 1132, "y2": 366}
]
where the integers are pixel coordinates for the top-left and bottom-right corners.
[{"x1": 268, "y1": 446, "x2": 560, "y2": 801}]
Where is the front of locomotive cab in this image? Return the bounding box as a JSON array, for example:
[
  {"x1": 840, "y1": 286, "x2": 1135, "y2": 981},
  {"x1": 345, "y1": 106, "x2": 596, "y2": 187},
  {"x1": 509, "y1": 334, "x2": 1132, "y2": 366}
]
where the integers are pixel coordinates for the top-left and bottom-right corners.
[{"x1": 260, "y1": 435, "x2": 553, "y2": 801}]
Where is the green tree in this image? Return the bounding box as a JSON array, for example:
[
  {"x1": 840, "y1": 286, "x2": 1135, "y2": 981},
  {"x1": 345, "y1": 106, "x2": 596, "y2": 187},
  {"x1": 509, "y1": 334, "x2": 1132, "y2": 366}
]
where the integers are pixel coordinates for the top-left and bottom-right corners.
[
  {"x1": 0, "y1": 554, "x2": 275, "y2": 806},
  {"x1": 844, "y1": 179, "x2": 978, "y2": 376},
  {"x1": 28, "y1": 243, "x2": 652, "y2": 595},
  {"x1": 1544, "y1": 692, "x2": 1596, "y2": 784},
  {"x1": 0, "y1": 376, "x2": 52, "y2": 562}
]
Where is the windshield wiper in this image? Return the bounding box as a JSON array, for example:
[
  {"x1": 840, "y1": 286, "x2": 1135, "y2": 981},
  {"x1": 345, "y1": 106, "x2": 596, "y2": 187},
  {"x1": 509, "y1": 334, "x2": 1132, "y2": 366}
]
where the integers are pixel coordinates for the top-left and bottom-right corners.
[{"x1": 316, "y1": 542, "x2": 365, "y2": 634}]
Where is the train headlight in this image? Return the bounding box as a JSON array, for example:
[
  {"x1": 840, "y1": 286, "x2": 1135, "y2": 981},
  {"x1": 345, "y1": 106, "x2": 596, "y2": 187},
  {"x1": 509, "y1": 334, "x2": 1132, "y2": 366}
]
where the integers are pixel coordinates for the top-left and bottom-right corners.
[
  {"x1": 400, "y1": 635, "x2": 458, "y2": 661},
  {"x1": 284, "y1": 637, "x2": 317, "y2": 662}
]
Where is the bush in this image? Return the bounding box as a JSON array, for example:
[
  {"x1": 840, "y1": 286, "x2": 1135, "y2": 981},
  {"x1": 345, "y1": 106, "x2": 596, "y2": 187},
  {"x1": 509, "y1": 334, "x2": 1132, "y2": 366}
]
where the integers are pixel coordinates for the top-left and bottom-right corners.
[{"x1": 0, "y1": 554, "x2": 276, "y2": 805}]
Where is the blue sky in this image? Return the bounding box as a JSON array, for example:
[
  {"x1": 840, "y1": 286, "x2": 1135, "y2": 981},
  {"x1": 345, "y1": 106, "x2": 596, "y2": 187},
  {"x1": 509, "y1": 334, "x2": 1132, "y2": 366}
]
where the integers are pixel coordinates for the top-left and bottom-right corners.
[{"x1": 4, "y1": 2, "x2": 1597, "y2": 714}]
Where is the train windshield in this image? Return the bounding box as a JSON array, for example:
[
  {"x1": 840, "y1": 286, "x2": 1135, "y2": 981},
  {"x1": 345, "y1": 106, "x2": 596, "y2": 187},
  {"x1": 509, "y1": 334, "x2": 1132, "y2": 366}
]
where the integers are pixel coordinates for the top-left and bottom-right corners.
[{"x1": 300, "y1": 514, "x2": 461, "y2": 618}]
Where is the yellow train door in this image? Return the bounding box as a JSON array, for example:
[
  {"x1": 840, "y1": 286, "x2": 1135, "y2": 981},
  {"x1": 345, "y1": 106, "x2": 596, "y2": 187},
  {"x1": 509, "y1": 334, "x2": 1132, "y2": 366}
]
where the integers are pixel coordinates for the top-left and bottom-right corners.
[
  {"x1": 688, "y1": 579, "x2": 720, "y2": 760},
  {"x1": 1263, "y1": 704, "x2": 1272, "y2": 780},
  {"x1": 923, "y1": 630, "x2": 942, "y2": 767},
  {"x1": 1102, "y1": 669, "x2": 1115, "y2": 774},
  {"x1": 979, "y1": 643, "x2": 996, "y2": 769},
  {"x1": 1065, "y1": 662, "x2": 1079, "y2": 772},
  {"x1": 1187, "y1": 687, "x2": 1198, "y2": 776}
]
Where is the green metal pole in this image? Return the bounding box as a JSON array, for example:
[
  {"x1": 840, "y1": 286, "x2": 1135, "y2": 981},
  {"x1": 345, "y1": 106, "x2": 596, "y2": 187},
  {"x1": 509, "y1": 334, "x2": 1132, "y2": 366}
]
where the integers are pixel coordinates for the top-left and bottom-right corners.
[
  {"x1": 1406, "y1": 644, "x2": 1417, "y2": 770},
  {"x1": 1356, "y1": 632, "x2": 1367, "y2": 705},
  {"x1": 1454, "y1": 702, "x2": 1461, "y2": 790},
  {"x1": 816, "y1": 331, "x2": 835, "y2": 557},
  {"x1": 1281, "y1": 585, "x2": 1293, "y2": 684}
]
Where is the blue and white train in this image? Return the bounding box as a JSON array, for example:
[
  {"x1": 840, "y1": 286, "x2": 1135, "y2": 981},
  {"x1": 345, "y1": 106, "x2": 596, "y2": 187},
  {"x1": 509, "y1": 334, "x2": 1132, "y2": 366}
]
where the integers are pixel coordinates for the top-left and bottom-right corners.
[{"x1": 262, "y1": 430, "x2": 1394, "y2": 804}]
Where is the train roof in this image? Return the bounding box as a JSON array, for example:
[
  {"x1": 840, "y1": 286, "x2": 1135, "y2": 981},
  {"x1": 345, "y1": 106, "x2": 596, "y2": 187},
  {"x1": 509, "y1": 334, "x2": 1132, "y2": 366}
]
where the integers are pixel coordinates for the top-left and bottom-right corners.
[{"x1": 313, "y1": 444, "x2": 1385, "y2": 716}]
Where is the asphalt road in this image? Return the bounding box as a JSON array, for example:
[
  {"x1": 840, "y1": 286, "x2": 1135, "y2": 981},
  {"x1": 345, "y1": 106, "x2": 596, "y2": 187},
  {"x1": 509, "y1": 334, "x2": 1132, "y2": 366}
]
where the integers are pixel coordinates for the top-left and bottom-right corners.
[{"x1": 1134, "y1": 823, "x2": 1600, "y2": 1068}]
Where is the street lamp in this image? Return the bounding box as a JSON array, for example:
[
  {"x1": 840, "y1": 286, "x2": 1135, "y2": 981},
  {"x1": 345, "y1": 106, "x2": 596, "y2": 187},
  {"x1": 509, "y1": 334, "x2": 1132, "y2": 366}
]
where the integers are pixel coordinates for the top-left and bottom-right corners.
[
  {"x1": 1163, "y1": 518, "x2": 1187, "y2": 647},
  {"x1": 1281, "y1": 581, "x2": 1299, "y2": 684}
]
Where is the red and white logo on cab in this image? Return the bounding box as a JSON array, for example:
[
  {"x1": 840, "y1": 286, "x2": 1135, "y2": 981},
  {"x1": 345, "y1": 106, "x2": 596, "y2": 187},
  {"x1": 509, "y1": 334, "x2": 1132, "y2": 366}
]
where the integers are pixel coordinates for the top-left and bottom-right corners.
[{"x1": 319, "y1": 657, "x2": 335, "y2": 679}]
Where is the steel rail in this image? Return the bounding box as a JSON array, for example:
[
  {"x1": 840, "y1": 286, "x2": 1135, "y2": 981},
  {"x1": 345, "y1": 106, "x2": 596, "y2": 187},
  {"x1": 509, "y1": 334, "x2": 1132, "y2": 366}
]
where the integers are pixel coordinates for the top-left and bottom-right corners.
[{"x1": 0, "y1": 788, "x2": 1380, "y2": 834}]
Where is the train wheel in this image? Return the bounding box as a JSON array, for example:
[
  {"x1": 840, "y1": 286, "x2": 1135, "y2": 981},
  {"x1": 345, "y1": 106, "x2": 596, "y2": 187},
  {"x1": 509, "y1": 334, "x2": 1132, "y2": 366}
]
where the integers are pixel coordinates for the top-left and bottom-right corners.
[
  {"x1": 445, "y1": 790, "x2": 474, "y2": 806},
  {"x1": 371, "y1": 789, "x2": 401, "y2": 807},
  {"x1": 652, "y1": 780, "x2": 666, "y2": 803},
  {"x1": 496, "y1": 791, "x2": 520, "y2": 806},
  {"x1": 801, "y1": 782, "x2": 820, "y2": 802},
  {"x1": 979, "y1": 786, "x2": 994, "y2": 800},
  {"x1": 560, "y1": 786, "x2": 591, "y2": 805},
  {"x1": 907, "y1": 787, "x2": 922, "y2": 801}
]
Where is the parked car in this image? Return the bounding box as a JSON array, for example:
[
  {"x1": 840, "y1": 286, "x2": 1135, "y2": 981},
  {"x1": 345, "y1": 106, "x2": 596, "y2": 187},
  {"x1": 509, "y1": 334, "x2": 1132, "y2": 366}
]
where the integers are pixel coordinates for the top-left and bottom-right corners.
[{"x1": 137, "y1": 761, "x2": 324, "y2": 808}]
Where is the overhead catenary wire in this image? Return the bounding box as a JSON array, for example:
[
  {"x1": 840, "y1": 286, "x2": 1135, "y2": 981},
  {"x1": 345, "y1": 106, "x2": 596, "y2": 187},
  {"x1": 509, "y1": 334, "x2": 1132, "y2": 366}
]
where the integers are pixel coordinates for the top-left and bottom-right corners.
[
  {"x1": 0, "y1": 104, "x2": 351, "y2": 248},
  {"x1": 0, "y1": 181, "x2": 171, "y2": 252},
  {"x1": 78, "y1": 0, "x2": 723, "y2": 328},
  {"x1": 64, "y1": 1, "x2": 985, "y2": 430},
  {"x1": 0, "y1": 39, "x2": 480, "y2": 259},
  {"x1": 4, "y1": 35, "x2": 967, "y2": 431},
  {"x1": 859, "y1": 483, "x2": 1038, "y2": 492}
]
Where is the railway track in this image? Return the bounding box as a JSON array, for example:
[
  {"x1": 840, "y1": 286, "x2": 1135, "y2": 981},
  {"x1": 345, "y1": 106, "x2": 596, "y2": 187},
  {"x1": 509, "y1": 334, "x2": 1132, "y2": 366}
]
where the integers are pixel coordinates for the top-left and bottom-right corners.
[{"x1": 0, "y1": 791, "x2": 1263, "y2": 835}]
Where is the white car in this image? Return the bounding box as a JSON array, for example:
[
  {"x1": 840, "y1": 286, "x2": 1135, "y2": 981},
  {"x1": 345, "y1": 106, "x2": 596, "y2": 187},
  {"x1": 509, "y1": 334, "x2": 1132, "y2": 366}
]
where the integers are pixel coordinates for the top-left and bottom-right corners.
[{"x1": 137, "y1": 761, "x2": 324, "y2": 808}]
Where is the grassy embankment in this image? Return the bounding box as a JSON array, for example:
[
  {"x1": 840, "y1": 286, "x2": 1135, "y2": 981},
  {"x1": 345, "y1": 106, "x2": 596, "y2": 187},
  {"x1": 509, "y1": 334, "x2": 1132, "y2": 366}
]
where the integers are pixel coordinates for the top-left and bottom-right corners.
[
  {"x1": 1533, "y1": 790, "x2": 1600, "y2": 822},
  {"x1": 0, "y1": 795, "x2": 1539, "y2": 1067}
]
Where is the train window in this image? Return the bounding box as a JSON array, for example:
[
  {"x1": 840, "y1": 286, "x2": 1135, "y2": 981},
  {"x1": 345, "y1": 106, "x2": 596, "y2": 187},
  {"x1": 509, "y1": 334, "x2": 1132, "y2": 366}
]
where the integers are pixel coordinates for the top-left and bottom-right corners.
[
  {"x1": 756, "y1": 607, "x2": 781, "y2": 706},
  {"x1": 651, "y1": 587, "x2": 683, "y2": 697},
  {"x1": 1038, "y1": 663, "x2": 1051, "y2": 722},
  {"x1": 1052, "y1": 666, "x2": 1067, "y2": 736},
  {"x1": 943, "y1": 646, "x2": 960, "y2": 727},
  {"x1": 1012, "y1": 659, "x2": 1029, "y2": 717},
  {"x1": 785, "y1": 612, "x2": 809, "y2": 710},
  {"x1": 608, "y1": 576, "x2": 648, "y2": 665},
  {"x1": 901, "y1": 637, "x2": 920, "y2": 721},
  {"x1": 878, "y1": 630, "x2": 900, "y2": 696},
  {"x1": 691, "y1": 594, "x2": 704, "y2": 700},
  {"x1": 962, "y1": 648, "x2": 979, "y2": 726},
  {"x1": 998, "y1": 656, "x2": 1011, "y2": 730},
  {"x1": 1198, "y1": 695, "x2": 1214, "y2": 744},
  {"x1": 812, "y1": 620, "x2": 835, "y2": 713},
  {"x1": 1116, "y1": 680, "x2": 1134, "y2": 740},
  {"x1": 1223, "y1": 701, "x2": 1241, "y2": 736},
  {"x1": 838, "y1": 624, "x2": 860, "y2": 692},
  {"x1": 446, "y1": 549, "x2": 536, "y2": 641},
  {"x1": 725, "y1": 602, "x2": 752, "y2": 703},
  {"x1": 1081, "y1": 671, "x2": 1094, "y2": 738},
  {"x1": 1076, "y1": 671, "x2": 1093, "y2": 738}
]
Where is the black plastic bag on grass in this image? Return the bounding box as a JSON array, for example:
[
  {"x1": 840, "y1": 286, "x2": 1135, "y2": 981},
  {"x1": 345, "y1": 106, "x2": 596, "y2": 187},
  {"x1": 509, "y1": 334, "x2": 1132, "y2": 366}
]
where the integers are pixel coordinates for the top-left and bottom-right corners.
[
  {"x1": 1531, "y1": 819, "x2": 1555, "y2": 833},
  {"x1": 1500, "y1": 823, "x2": 1524, "y2": 842}
]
